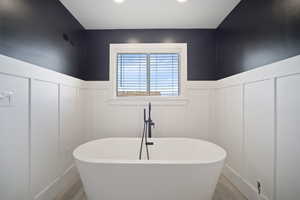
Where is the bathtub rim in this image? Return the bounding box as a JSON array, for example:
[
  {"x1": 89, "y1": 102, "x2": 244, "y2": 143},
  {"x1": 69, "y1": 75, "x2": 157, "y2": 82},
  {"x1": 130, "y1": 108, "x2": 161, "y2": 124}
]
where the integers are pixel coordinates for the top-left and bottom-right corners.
[{"x1": 73, "y1": 137, "x2": 227, "y2": 165}]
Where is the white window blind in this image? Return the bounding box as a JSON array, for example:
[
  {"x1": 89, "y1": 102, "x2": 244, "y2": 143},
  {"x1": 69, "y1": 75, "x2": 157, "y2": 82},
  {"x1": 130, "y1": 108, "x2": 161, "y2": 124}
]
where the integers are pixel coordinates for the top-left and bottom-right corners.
[{"x1": 117, "y1": 53, "x2": 180, "y2": 96}]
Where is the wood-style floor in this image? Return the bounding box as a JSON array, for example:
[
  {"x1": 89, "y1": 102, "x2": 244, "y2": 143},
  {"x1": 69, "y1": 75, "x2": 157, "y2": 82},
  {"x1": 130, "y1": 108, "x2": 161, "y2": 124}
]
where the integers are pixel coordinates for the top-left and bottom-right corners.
[
  {"x1": 213, "y1": 176, "x2": 247, "y2": 200},
  {"x1": 70, "y1": 176, "x2": 247, "y2": 200}
]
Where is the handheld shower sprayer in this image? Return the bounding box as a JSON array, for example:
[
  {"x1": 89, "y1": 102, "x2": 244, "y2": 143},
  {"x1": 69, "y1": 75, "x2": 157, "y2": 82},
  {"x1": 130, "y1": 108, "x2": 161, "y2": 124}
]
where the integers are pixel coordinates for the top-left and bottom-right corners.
[{"x1": 139, "y1": 102, "x2": 155, "y2": 160}]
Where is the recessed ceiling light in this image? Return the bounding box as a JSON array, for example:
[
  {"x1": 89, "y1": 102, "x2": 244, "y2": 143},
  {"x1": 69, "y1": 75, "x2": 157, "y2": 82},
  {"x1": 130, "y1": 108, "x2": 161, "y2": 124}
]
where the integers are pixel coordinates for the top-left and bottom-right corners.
[
  {"x1": 114, "y1": 0, "x2": 125, "y2": 4},
  {"x1": 177, "y1": 0, "x2": 188, "y2": 3}
]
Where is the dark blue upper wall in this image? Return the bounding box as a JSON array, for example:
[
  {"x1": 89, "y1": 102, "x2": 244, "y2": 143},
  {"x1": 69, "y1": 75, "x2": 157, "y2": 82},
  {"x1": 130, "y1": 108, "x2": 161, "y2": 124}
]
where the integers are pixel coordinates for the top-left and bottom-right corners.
[
  {"x1": 0, "y1": 0, "x2": 85, "y2": 78},
  {"x1": 0, "y1": 1, "x2": 217, "y2": 81},
  {"x1": 4, "y1": 0, "x2": 298, "y2": 81},
  {"x1": 216, "y1": 0, "x2": 300, "y2": 79},
  {"x1": 81, "y1": 29, "x2": 217, "y2": 81}
]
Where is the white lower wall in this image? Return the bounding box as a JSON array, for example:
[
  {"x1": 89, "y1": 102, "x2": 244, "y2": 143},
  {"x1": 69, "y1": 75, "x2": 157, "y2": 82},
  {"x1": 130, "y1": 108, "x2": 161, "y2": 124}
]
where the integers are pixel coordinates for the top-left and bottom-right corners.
[
  {"x1": 1, "y1": 53, "x2": 300, "y2": 200},
  {"x1": 244, "y1": 80, "x2": 275, "y2": 200},
  {"x1": 276, "y1": 75, "x2": 300, "y2": 200},
  {"x1": 214, "y1": 55, "x2": 300, "y2": 200},
  {"x1": 0, "y1": 55, "x2": 85, "y2": 200},
  {"x1": 0, "y1": 73, "x2": 30, "y2": 200},
  {"x1": 215, "y1": 86, "x2": 243, "y2": 175},
  {"x1": 60, "y1": 85, "x2": 85, "y2": 174},
  {"x1": 31, "y1": 80, "x2": 60, "y2": 199}
]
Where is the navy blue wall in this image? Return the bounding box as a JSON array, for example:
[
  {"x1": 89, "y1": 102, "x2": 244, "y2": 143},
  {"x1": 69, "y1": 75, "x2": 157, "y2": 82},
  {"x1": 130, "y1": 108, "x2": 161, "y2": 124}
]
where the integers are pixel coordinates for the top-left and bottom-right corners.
[
  {"x1": 0, "y1": 3, "x2": 217, "y2": 81},
  {"x1": 2, "y1": 0, "x2": 299, "y2": 80},
  {"x1": 81, "y1": 29, "x2": 217, "y2": 81},
  {"x1": 0, "y1": 0, "x2": 85, "y2": 78},
  {"x1": 217, "y1": 0, "x2": 300, "y2": 79}
]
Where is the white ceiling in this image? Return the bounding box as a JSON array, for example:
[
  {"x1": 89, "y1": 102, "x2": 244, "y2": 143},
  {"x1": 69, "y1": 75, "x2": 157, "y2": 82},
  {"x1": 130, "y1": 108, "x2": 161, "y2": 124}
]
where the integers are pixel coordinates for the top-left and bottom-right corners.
[{"x1": 60, "y1": 0, "x2": 241, "y2": 29}]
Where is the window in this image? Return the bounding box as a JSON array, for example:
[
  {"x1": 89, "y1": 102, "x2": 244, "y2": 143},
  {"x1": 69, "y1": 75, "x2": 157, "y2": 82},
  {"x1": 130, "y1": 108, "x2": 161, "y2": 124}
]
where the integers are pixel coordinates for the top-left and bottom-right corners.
[
  {"x1": 117, "y1": 53, "x2": 180, "y2": 96},
  {"x1": 110, "y1": 43, "x2": 187, "y2": 100}
]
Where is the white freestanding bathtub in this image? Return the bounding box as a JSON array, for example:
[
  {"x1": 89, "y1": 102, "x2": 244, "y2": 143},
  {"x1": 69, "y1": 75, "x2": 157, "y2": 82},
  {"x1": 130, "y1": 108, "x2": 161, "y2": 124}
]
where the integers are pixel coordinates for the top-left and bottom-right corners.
[{"x1": 73, "y1": 137, "x2": 226, "y2": 200}]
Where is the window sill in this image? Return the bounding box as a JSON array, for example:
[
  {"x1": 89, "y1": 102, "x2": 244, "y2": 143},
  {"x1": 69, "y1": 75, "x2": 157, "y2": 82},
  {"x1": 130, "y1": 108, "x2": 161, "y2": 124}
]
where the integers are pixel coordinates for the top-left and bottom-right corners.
[{"x1": 107, "y1": 96, "x2": 189, "y2": 106}]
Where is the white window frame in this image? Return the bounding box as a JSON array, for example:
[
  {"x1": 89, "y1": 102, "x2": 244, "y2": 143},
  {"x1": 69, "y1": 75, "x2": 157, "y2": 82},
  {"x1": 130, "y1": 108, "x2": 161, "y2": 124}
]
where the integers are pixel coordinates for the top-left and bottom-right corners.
[{"x1": 110, "y1": 43, "x2": 187, "y2": 101}]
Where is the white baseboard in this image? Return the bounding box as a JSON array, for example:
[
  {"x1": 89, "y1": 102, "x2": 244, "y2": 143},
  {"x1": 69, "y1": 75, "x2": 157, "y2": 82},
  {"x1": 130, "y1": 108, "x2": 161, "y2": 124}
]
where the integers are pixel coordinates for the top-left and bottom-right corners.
[
  {"x1": 223, "y1": 165, "x2": 269, "y2": 200},
  {"x1": 70, "y1": 188, "x2": 85, "y2": 200},
  {"x1": 34, "y1": 177, "x2": 60, "y2": 200},
  {"x1": 59, "y1": 165, "x2": 80, "y2": 196},
  {"x1": 33, "y1": 165, "x2": 80, "y2": 200}
]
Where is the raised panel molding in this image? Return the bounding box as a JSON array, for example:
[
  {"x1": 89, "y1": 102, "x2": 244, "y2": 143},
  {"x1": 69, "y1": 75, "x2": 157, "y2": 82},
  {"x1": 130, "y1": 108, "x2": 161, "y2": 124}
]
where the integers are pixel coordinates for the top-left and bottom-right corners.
[
  {"x1": 0, "y1": 74, "x2": 30, "y2": 200},
  {"x1": 223, "y1": 86, "x2": 243, "y2": 174},
  {"x1": 276, "y1": 74, "x2": 300, "y2": 200},
  {"x1": 31, "y1": 80, "x2": 60, "y2": 199},
  {"x1": 215, "y1": 86, "x2": 243, "y2": 176},
  {"x1": 60, "y1": 85, "x2": 82, "y2": 173},
  {"x1": 244, "y1": 79, "x2": 275, "y2": 200}
]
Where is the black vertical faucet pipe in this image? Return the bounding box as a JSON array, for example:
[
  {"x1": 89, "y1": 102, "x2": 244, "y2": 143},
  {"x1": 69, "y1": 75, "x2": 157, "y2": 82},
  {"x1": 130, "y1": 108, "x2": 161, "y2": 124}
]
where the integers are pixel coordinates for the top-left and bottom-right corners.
[{"x1": 148, "y1": 102, "x2": 152, "y2": 138}]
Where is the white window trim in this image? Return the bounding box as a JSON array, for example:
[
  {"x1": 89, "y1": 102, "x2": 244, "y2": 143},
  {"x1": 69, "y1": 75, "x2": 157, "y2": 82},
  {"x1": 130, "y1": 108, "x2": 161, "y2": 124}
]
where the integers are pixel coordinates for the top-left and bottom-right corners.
[{"x1": 109, "y1": 43, "x2": 188, "y2": 103}]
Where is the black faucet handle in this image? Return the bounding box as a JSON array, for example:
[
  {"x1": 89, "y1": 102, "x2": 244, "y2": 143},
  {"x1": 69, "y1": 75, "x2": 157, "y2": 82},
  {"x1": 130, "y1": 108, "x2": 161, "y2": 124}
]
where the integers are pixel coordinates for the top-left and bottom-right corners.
[
  {"x1": 146, "y1": 142, "x2": 154, "y2": 146},
  {"x1": 150, "y1": 121, "x2": 155, "y2": 128}
]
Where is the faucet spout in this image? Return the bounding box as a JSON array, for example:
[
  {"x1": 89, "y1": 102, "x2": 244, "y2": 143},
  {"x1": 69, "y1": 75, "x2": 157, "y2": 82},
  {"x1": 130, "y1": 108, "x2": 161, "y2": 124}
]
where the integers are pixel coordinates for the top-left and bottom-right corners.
[{"x1": 147, "y1": 102, "x2": 155, "y2": 138}]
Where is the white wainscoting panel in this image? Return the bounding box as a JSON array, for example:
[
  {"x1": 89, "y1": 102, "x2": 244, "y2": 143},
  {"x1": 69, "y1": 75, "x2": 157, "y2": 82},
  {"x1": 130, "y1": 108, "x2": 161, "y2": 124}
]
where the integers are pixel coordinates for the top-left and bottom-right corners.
[
  {"x1": 244, "y1": 79, "x2": 275, "y2": 200},
  {"x1": 0, "y1": 74, "x2": 30, "y2": 200},
  {"x1": 0, "y1": 55, "x2": 85, "y2": 200},
  {"x1": 213, "y1": 88, "x2": 224, "y2": 146},
  {"x1": 216, "y1": 86, "x2": 243, "y2": 175},
  {"x1": 276, "y1": 74, "x2": 300, "y2": 200},
  {"x1": 31, "y1": 80, "x2": 60, "y2": 200},
  {"x1": 60, "y1": 85, "x2": 83, "y2": 173},
  {"x1": 215, "y1": 55, "x2": 300, "y2": 200},
  {"x1": 57, "y1": 85, "x2": 85, "y2": 198}
]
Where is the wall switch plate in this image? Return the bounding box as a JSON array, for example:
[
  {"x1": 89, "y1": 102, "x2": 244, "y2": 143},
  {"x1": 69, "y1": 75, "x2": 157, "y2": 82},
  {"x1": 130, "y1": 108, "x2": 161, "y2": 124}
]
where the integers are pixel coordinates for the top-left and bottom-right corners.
[{"x1": 0, "y1": 91, "x2": 14, "y2": 107}]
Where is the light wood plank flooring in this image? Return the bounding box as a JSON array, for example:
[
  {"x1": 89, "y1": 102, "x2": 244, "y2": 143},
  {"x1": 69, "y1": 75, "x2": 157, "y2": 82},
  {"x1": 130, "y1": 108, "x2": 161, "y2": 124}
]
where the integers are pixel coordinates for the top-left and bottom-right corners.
[{"x1": 71, "y1": 176, "x2": 247, "y2": 200}]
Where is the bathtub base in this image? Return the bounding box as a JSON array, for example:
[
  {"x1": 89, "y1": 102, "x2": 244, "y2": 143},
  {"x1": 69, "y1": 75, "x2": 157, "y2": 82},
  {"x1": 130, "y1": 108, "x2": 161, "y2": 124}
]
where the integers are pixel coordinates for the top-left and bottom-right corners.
[{"x1": 77, "y1": 162, "x2": 223, "y2": 200}]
